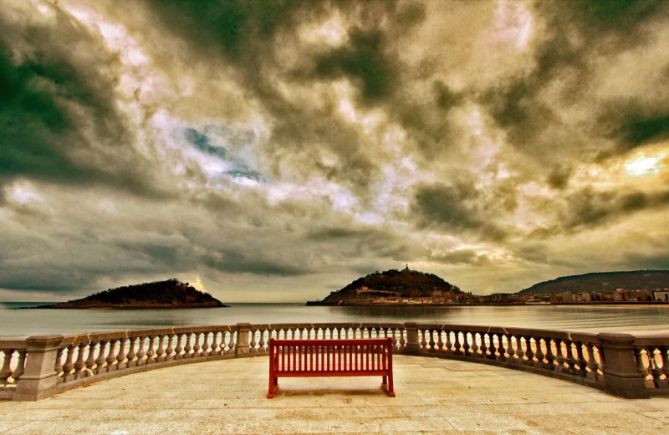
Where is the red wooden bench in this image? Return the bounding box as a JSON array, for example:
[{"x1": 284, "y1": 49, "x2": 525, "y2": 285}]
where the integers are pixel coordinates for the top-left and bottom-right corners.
[{"x1": 267, "y1": 338, "x2": 395, "y2": 398}]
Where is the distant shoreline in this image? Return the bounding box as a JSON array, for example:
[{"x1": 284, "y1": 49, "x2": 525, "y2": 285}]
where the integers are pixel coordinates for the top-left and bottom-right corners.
[
  {"x1": 24, "y1": 304, "x2": 228, "y2": 309},
  {"x1": 306, "y1": 301, "x2": 669, "y2": 307}
]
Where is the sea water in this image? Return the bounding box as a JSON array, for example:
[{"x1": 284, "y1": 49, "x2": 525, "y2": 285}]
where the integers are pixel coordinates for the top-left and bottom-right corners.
[{"x1": 1, "y1": 303, "x2": 668, "y2": 336}]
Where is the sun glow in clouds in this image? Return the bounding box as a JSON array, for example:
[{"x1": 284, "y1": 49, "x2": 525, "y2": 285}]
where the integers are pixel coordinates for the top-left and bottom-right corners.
[{"x1": 624, "y1": 151, "x2": 667, "y2": 177}]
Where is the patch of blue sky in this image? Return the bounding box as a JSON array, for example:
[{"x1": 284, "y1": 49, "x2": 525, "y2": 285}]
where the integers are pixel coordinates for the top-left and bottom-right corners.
[
  {"x1": 184, "y1": 127, "x2": 227, "y2": 159},
  {"x1": 183, "y1": 127, "x2": 265, "y2": 184}
]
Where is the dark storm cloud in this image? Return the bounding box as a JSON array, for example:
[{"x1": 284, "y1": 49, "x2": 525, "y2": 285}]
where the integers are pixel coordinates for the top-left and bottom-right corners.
[
  {"x1": 0, "y1": 2, "x2": 164, "y2": 196},
  {"x1": 546, "y1": 165, "x2": 572, "y2": 190},
  {"x1": 564, "y1": 0, "x2": 664, "y2": 38},
  {"x1": 145, "y1": 0, "x2": 427, "y2": 193},
  {"x1": 623, "y1": 249, "x2": 669, "y2": 270},
  {"x1": 307, "y1": 227, "x2": 371, "y2": 240},
  {"x1": 146, "y1": 0, "x2": 312, "y2": 63},
  {"x1": 430, "y1": 249, "x2": 492, "y2": 266},
  {"x1": 598, "y1": 101, "x2": 669, "y2": 151},
  {"x1": 483, "y1": 0, "x2": 669, "y2": 160},
  {"x1": 560, "y1": 187, "x2": 669, "y2": 231},
  {"x1": 204, "y1": 252, "x2": 308, "y2": 276},
  {"x1": 118, "y1": 238, "x2": 310, "y2": 277},
  {"x1": 411, "y1": 183, "x2": 508, "y2": 241},
  {"x1": 0, "y1": 276, "x2": 86, "y2": 292},
  {"x1": 312, "y1": 27, "x2": 397, "y2": 104}
]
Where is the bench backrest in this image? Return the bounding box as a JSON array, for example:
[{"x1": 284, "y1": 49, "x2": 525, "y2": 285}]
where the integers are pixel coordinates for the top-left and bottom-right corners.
[{"x1": 268, "y1": 338, "x2": 393, "y2": 373}]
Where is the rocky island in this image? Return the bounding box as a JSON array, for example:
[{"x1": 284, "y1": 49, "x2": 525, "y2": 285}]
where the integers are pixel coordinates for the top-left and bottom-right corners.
[
  {"x1": 307, "y1": 267, "x2": 467, "y2": 306},
  {"x1": 37, "y1": 279, "x2": 227, "y2": 309}
]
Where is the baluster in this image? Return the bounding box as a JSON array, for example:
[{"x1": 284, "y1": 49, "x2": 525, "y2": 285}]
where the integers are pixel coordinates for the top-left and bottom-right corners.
[
  {"x1": 481, "y1": 333, "x2": 489, "y2": 358},
  {"x1": 182, "y1": 334, "x2": 192, "y2": 358},
  {"x1": 399, "y1": 328, "x2": 406, "y2": 350},
  {"x1": 82, "y1": 342, "x2": 95, "y2": 375},
  {"x1": 54, "y1": 347, "x2": 64, "y2": 379},
  {"x1": 258, "y1": 330, "x2": 266, "y2": 353},
  {"x1": 507, "y1": 335, "x2": 517, "y2": 360},
  {"x1": 136, "y1": 337, "x2": 147, "y2": 365},
  {"x1": 483, "y1": 333, "x2": 491, "y2": 358},
  {"x1": 114, "y1": 339, "x2": 126, "y2": 369},
  {"x1": 146, "y1": 336, "x2": 157, "y2": 363},
  {"x1": 444, "y1": 330, "x2": 453, "y2": 354},
  {"x1": 71, "y1": 343, "x2": 86, "y2": 379},
  {"x1": 249, "y1": 329, "x2": 257, "y2": 353},
  {"x1": 534, "y1": 337, "x2": 544, "y2": 367},
  {"x1": 636, "y1": 347, "x2": 651, "y2": 387},
  {"x1": 554, "y1": 339, "x2": 566, "y2": 372},
  {"x1": 174, "y1": 334, "x2": 184, "y2": 359},
  {"x1": 12, "y1": 350, "x2": 27, "y2": 381},
  {"x1": 200, "y1": 332, "x2": 208, "y2": 356},
  {"x1": 165, "y1": 334, "x2": 175, "y2": 360},
  {"x1": 574, "y1": 342, "x2": 587, "y2": 377},
  {"x1": 106, "y1": 340, "x2": 118, "y2": 371},
  {"x1": 192, "y1": 333, "x2": 202, "y2": 357},
  {"x1": 223, "y1": 332, "x2": 231, "y2": 354},
  {"x1": 454, "y1": 331, "x2": 462, "y2": 355},
  {"x1": 95, "y1": 340, "x2": 109, "y2": 375},
  {"x1": 155, "y1": 335, "x2": 166, "y2": 361},
  {"x1": 201, "y1": 333, "x2": 211, "y2": 357},
  {"x1": 146, "y1": 335, "x2": 157, "y2": 364},
  {"x1": 126, "y1": 337, "x2": 137, "y2": 366},
  {"x1": 470, "y1": 333, "x2": 480, "y2": 357},
  {"x1": 60, "y1": 346, "x2": 75, "y2": 381},
  {"x1": 525, "y1": 337, "x2": 535, "y2": 365},
  {"x1": 428, "y1": 329, "x2": 436, "y2": 352},
  {"x1": 94, "y1": 341, "x2": 107, "y2": 374},
  {"x1": 206, "y1": 332, "x2": 215, "y2": 355},
  {"x1": 496, "y1": 335, "x2": 507, "y2": 361},
  {"x1": 584, "y1": 342, "x2": 598, "y2": 381},
  {"x1": 436, "y1": 330, "x2": 444, "y2": 352},
  {"x1": 211, "y1": 332, "x2": 221, "y2": 356},
  {"x1": 660, "y1": 346, "x2": 669, "y2": 388},
  {"x1": 565, "y1": 341, "x2": 577, "y2": 374},
  {"x1": 515, "y1": 336, "x2": 526, "y2": 362},
  {"x1": 417, "y1": 329, "x2": 427, "y2": 350},
  {"x1": 188, "y1": 333, "x2": 197, "y2": 358},
  {"x1": 545, "y1": 338, "x2": 556, "y2": 369},
  {"x1": 462, "y1": 332, "x2": 471, "y2": 356},
  {"x1": 230, "y1": 331, "x2": 237, "y2": 353},
  {"x1": 0, "y1": 350, "x2": 13, "y2": 385},
  {"x1": 538, "y1": 337, "x2": 547, "y2": 366},
  {"x1": 647, "y1": 347, "x2": 663, "y2": 388}
]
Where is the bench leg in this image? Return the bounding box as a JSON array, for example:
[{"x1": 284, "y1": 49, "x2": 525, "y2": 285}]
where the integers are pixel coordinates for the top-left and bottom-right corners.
[
  {"x1": 384, "y1": 372, "x2": 395, "y2": 397},
  {"x1": 267, "y1": 375, "x2": 277, "y2": 398}
]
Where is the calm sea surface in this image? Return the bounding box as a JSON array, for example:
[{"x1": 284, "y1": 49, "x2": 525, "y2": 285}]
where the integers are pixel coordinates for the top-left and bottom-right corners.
[{"x1": 1, "y1": 303, "x2": 668, "y2": 336}]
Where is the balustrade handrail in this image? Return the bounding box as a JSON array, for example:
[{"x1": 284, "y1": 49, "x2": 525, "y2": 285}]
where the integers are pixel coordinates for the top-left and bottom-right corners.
[
  {"x1": 58, "y1": 324, "x2": 239, "y2": 346},
  {"x1": 0, "y1": 339, "x2": 28, "y2": 350},
  {"x1": 409, "y1": 323, "x2": 601, "y2": 342},
  {"x1": 1, "y1": 322, "x2": 668, "y2": 401}
]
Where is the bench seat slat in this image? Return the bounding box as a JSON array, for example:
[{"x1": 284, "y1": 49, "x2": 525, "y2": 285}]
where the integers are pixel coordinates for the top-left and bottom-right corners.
[{"x1": 275, "y1": 370, "x2": 389, "y2": 377}]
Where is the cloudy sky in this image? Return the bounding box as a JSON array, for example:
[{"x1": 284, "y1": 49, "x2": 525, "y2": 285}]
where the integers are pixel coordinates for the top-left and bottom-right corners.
[{"x1": 1, "y1": 0, "x2": 669, "y2": 302}]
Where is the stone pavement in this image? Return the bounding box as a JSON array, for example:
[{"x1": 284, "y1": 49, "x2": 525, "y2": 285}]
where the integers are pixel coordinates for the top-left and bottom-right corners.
[{"x1": 1, "y1": 355, "x2": 668, "y2": 434}]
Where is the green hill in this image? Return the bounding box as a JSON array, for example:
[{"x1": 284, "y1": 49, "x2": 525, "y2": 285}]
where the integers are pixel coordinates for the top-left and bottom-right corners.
[
  {"x1": 308, "y1": 267, "x2": 462, "y2": 305},
  {"x1": 38, "y1": 279, "x2": 227, "y2": 309},
  {"x1": 518, "y1": 270, "x2": 669, "y2": 295}
]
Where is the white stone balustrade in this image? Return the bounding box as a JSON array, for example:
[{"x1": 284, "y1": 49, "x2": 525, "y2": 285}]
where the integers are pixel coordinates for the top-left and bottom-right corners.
[
  {"x1": 1, "y1": 322, "x2": 668, "y2": 400},
  {"x1": 0, "y1": 340, "x2": 27, "y2": 400}
]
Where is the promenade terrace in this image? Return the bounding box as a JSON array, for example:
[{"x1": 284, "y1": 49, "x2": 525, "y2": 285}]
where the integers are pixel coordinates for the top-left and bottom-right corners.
[{"x1": 2, "y1": 322, "x2": 669, "y2": 433}]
